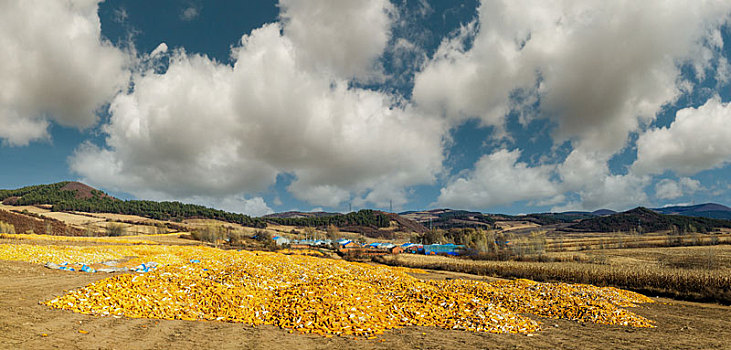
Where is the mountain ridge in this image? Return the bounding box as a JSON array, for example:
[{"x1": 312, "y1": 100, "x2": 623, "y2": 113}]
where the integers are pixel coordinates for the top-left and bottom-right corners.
[{"x1": 2, "y1": 182, "x2": 730, "y2": 233}]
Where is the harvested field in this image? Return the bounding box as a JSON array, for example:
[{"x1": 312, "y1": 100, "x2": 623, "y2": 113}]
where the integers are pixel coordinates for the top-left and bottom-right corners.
[
  {"x1": 84, "y1": 212, "x2": 168, "y2": 224},
  {"x1": 377, "y1": 253, "x2": 731, "y2": 304},
  {"x1": 0, "y1": 209, "x2": 84, "y2": 236},
  {"x1": 0, "y1": 204, "x2": 104, "y2": 226},
  {"x1": 495, "y1": 221, "x2": 540, "y2": 232},
  {"x1": 544, "y1": 232, "x2": 731, "y2": 252},
  {"x1": 586, "y1": 245, "x2": 731, "y2": 270}
]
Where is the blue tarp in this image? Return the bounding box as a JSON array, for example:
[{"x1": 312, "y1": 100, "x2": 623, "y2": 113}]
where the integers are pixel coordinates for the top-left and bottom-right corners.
[{"x1": 423, "y1": 244, "x2": 465, "y2": 256}]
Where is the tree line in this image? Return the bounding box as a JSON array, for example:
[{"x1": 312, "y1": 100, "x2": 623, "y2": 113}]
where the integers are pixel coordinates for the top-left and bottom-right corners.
[
  {"x1": 52, "y1": 198, "x2": 266, "y2": 227},
  {"x1": 265, "y1": 209, "x2": 391, "y2": 229}
]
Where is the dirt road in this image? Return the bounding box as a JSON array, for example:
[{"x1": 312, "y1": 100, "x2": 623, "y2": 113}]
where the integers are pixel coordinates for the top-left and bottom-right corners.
[{"x1": 1, "y1": 260, "x2": 730, "y2": 350}]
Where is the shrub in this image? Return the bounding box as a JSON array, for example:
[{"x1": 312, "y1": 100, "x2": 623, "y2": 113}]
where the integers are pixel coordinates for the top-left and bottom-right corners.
[
  {"x1": 191, "y1": 225, "x2": 225, "y2": 243},
  {"x1": 107, "y1": 223, "x2": 126, "y2": 237},
  {"x1": 254, "y1": 229, "x2": 276, "y2": 250},
  {"x1": 0, "y1": 221, "x2": 15, "y2": 234}
]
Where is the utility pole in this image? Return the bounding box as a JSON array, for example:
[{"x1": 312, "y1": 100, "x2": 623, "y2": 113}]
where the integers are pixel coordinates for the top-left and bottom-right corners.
[{"x1": 389, "y1": 200, "x2": 392, "y2": 213}]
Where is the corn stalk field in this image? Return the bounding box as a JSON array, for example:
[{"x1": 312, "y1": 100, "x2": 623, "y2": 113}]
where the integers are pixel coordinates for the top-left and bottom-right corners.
[
  {"x1": 376, "y1": 253, "x2": 731, "y2": 304},
  {"x1": 544, "y1": 232, "x2": 731, "y2": 252}
]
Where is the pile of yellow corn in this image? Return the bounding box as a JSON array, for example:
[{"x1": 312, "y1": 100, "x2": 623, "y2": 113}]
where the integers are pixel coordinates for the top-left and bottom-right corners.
[
  {"x1": 436, "y1": 279, "x2": 655, "y2": 327},
  {"x1": 0, "y1": 243, "x2": 655, "y2": 337},
  {"x1": 0, "y1": 243, "x2": 652, "y2": 338},
  {"x1": 277, "y1": 248, "x2": 326, "y2": 257},
  {"x1": 0, "y1": 243, "x2": 128, "y2": 265}
]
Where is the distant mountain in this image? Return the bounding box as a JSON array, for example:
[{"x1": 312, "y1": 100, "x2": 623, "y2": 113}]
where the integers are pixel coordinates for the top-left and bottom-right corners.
[
  {"x1": 263, "y1": 211, "x2": 341, "y2": 219},
  {"x1": 559, "y1": 211, "x2": 592, "y2": 215},
  {"x1": 592, "y1": 209, "x2": 617, "y2": 216},
  {"x1": 400, "y1": 209, "x2": 495, "y2": 229},
  {"x1": 652, "y1": 203, "x2": 731, "y2": 220},
  {"x1": 567, "y1": 207, "x2": 731, "y2": 233}
]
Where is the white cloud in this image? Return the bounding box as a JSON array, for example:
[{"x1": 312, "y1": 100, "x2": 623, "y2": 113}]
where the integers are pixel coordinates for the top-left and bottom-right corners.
[
  {"x1": 287, "y1": 184, "x2": 351, "y2": 208},
  {"x1": 30, "y1": 0, "x2": 728, "y2": 215},
  {"x1": 564, "y1": 174, "x2": 650, "y2": 212},
  {"x1": 436, "y1": 145, "x2": 653, "y2": 212},
  {"x1": 655, "y1": 180, "x2": 682, "y2": 200},
  {"x1": 207, "y1": 196, "x2": 272, "y2": 217},
  {"x1": 180, "y1": 7, "x2": 199, "y2": 21},
  {"x1": 424, "y1": 1, "x2": 730, "y2": 212},
  {"x1": 654, "y1": 177, "x2": 701, "y2": 200},
  {"x1": 556, "y1": 149, "x2": 609, "y2": 192},
  {"x1": 278, "y1": 0, "x2": 395, "y2": 80},
  {"x1": 414, "y1": 1, "x2": 731, "y2": 153},
  {"x1": 0, "y1": 0, "x2": 129, "y2": 146},
  {"x1": 437, "y1": 149, "x2": 559, "y2": 208},
  {"x1": 71, "y1": 23, "x2": 445, "y2": 209},
  {"x1": 553, "y1": 148, "x2": 650, "y2": 211},
  {"x1": 150, "y1": 43, "x2": 168, "y2": 58},
  {"x1": 634, "y1": 97, "x2": 731, "y2": 176}
]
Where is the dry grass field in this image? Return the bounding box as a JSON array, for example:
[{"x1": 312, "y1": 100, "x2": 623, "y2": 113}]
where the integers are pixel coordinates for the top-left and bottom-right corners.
[
  {"x1": 544, "y1": 232, "x2": 731, "y2": 252},
  {"x1": 494, "y1": 221, "x2": 541, "y2": 232},
  {"x1": 378, "y1": 244, "x2": 731, "y2": 304},
  {"x1": 0, "y1": 204, "x2": 103, "y2": 226},
  {"x1": 1, "y1": 242, "x2": 730, "y2": 350}
]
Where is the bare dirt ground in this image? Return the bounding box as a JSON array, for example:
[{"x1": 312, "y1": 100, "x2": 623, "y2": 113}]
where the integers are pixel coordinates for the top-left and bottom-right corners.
[{"x1": 1, "y1": 260, "x2": 730, "y2": 350}]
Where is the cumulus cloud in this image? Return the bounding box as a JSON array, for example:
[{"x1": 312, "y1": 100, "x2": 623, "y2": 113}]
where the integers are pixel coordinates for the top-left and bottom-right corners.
[
  {"x1": 553, "y1": 148, "x2": 650, "y2": 211},
  {"x1": 414, "y1": 0, "x2": 731, "y2": 153},
  {"x1": 191, "y1": 195, "x2": 273, "y2": 217},
  {"x1": 560, "y1": 174, "x2": 649, "y2": 212},
  {"x1": 655, "y1": 180, "x2": 682, "y2": 200},
  {"x1": 422, "y1": 1, "x2": 730, "y2": 212},
  {"x1": 437, "y1": 149, "x2": 559, "y2": 208},
  {"x1": 180, "y1": 6, "x2": 199, "y2": 21},
  {"x1": 71, "y1": 22, "x2": 445, "y2": 209},
  {"x1": 438, "y1": 146, "x2": 649, "y2": 212},
  {"x1": 0, "y1": 0, "x2": 129, "y2": 146},
  {"x1": 150, "y1": 43, "x2": 168, "y2": 58},
  {"x1": 633, "y1": 97, "x2": 731, "y2": 176},
  {"x1": 278, "y1": 0, "x2": 395, "y2": 80},
  {"x1": 655, "y1": 177, "x2": 702, "y2": 200}
]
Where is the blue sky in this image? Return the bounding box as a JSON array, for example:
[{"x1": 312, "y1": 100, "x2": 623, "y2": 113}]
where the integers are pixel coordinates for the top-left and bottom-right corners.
[{"x1": 1, "y1": 1, "x2": 731, "y2": 216}]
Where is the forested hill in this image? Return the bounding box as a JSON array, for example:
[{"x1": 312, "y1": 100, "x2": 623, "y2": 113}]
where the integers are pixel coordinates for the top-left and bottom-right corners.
[
  {"x1": 0, "y1": 182, "x2": 265, "y2": 228},
  {"x1": 399, "y1": 209, "x2": 496, "y2": 229},
  {"x1": 0, "y1": 182, "x2": 414, "y2": 231},
  {"x1": 0, "y1": 181, "x2": 111, "y2": 205},
  {"x1": 265, "y1": 210, "x2": 391, "y2": 229},
  {"x1": 566, "y1": 207, "x2": 731, "y2": 233}
]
